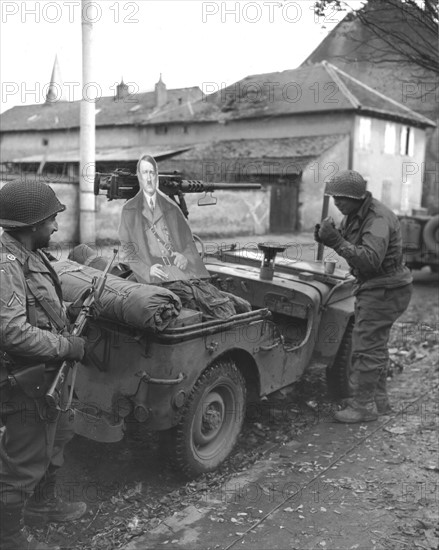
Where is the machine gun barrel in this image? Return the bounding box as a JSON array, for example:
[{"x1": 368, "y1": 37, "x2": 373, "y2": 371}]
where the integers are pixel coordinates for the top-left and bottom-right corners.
[
  {"x1": 94, "y1": 170, "x2": 261, "y2": 218},
  {"x1": 160, "y1": 180, "x2": 261, "y2": 193}
]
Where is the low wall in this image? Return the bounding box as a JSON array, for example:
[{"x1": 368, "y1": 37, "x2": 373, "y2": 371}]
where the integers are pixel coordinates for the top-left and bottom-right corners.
[
  {"x1": 46, "y1": 183, "x2": 271, "y2": 246},
  {"x1": 0, "y1": 175, "x2": 274, "y2": 246},
  {"x1": 95, "y1": 188, "x2": 270, "y2": 242}
]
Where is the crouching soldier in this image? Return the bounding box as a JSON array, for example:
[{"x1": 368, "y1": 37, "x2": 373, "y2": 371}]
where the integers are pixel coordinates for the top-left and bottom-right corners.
[
  {"x1": 0, "y1": 181, "x2": 87, "y2": 550},
  {"x1": 315, "y1": 170, "x2": 413, "y2": 423}
]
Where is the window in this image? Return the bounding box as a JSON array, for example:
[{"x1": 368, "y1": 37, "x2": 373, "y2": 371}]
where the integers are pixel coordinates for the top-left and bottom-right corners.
[
  {"x1": 358, "y1": 117, "x2": 371, "y2": 149},
  {"x1": 42, "y1": 138, "x2": 49, "y2": 146},
  {"x1": 155, "y1": 125, "x2": 168, "y2": 135},
  {"x1": 400, "y1": 126, "x2": 414, "y2": 156},
  {"x1": 183, "y1": 125, "x2": 188, "y2": 134},
  {"x1": 384, "y1": 123, "x2": 396, "y2": 154}
]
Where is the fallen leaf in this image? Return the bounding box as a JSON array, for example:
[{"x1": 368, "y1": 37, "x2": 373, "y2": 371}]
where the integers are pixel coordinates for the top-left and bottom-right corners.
[{"x1": 384, "y1": 426, "x2": 409, "y2": 435}]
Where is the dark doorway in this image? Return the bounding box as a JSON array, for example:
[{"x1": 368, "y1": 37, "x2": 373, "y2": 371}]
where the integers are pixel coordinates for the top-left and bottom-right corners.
[{"x1": 269, "y1": 175, "x2": 301, "y2": 233}]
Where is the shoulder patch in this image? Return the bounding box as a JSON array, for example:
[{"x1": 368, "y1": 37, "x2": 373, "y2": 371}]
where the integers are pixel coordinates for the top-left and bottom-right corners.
[
  {"x1": 371, "y1": 217, "x2": 390, "y2": 239},
  {"x1": 7, "y1": 292, "x2": 23, "y2": 307},
  {"x1": 6, "y1": 254, "x2": 16, "y2": 261}
]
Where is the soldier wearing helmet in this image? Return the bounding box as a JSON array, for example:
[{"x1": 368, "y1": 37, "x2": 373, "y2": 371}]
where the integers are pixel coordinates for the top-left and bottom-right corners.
[
  {"x1": 0, "y1": 181, "x2": 87, "y2": 550},
  {"x1": 314, "y1": 170, "x2": 413, "y2": 424}
]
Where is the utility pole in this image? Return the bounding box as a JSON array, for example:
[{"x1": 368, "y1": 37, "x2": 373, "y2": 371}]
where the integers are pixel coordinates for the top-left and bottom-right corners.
[{"x1": 79, "y1": 0, "x2": 96, "y2": 243}]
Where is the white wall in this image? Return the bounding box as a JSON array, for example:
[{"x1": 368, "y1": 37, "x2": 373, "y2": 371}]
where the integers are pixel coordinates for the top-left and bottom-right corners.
[
  {"x1": 300, "y1": 135, "x2": 350, "y2": 230},
  {"x1": 352, "y1": 115, "x2": 426, "y2": 213}
]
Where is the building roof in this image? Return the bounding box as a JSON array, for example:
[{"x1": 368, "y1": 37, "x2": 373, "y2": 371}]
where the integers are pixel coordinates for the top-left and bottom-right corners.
[
  {"x1": 1, "y1": 62, "x2": 434, "y2": 133},
  {"x1": 301, "y1": 4, "x2": 438, "y2": 121},
  {"x1": 172, "y1": 134, "x2": 347, "y2": 161},
  {"x1": 150, "y1": 62, "x2": 435, "y2": 128},
  {"x1": 10, "y1": 135, "x2": 346, "y2": 172},
  {"x1": 10, "y1": 145, "x2": 191, "y2": 164},
  {"x1": 0, "y1": 87, "x2": 203, "y2": 131}
]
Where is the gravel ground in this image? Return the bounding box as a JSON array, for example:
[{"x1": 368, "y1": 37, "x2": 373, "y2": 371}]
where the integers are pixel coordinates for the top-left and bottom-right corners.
[{"x1": 25, "y1": 265, "x2": 438, "y2": 550}]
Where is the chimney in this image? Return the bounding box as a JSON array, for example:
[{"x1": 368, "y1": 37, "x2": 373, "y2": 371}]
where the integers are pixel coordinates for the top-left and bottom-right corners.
[
  {"x1": 115, "y1": 78, "x2": 129, "y2": 101},
  {"x1": 154, "y1": 74, "x2": 167, "y2": 108}
]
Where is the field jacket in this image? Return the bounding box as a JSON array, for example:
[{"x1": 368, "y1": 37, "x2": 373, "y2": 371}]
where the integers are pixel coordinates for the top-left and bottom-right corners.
[
  {"x1": 0, "y1": 232, "x2": 75, "y2": 367},
  {"x1": 333, "y1": 192, "x2": 413, "y2": 292}
]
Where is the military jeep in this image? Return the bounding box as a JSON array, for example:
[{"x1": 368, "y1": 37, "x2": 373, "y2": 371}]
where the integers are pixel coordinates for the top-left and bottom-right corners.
[{"x1": 65, "y1": 174, "x2": 356, "y2": 478}]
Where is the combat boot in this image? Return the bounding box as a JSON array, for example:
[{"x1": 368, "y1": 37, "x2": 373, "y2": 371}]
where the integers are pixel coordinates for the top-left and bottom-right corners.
[
  {"x1": 24, "y1": 469, "x2": 87, "y2": 526},
  {"x1": 375, "y1": 368, "x2": 394, "y2": 415},
  {"x1": 0, "y1": 502, "x2": 60, "y2": 550},
  {"x1": 334, "y1": 370, "x2": 379, "y2": 423}
]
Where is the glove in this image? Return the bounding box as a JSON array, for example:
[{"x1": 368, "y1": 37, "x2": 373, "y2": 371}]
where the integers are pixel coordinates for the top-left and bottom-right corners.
[
  {"x1": 67, "y1": 288, "x2": 103, "y2": 322},
  {"x1": 64, "y1": 336, "x2": 87, "y2": 361},
  {"x1": 318, "y1": 218, "x2": 344, "y2": 248},
  {"x1": 314, "y1": 223, "x2": 323, "y2": 244}
]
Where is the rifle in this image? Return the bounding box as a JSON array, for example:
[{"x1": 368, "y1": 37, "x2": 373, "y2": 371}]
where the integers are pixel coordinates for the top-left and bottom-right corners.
[
  {"x1": 45, "y1": 249, "x2": 117, "y2": 411},
  {"x1": 94, "y1": 170, "x2": 261, "y2": 218}
]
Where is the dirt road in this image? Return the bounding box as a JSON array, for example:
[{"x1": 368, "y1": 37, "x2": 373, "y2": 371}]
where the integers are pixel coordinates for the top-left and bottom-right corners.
[{"x1": 32, "y1": 266, "x2": 438, "y2": 550}]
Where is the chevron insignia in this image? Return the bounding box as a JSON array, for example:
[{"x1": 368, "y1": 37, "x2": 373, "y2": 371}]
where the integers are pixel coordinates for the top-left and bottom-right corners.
[{"x1": 7, "y1": 292, "x2": 23, "y2": 307}]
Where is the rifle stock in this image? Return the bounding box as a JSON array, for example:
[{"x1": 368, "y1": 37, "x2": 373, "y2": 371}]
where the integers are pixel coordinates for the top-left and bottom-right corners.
[{"x1": 45, "y1": 250, "x2": 117, "y2": 410}]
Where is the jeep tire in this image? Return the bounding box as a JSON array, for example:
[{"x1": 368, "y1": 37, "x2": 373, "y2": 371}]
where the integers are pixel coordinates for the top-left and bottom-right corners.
[
  {"x1": 422, "y1": 215, "x2": 439, "y2": 253},
  {"x1": 161, "y1": 359, "x2": 246, "y2": 478}
]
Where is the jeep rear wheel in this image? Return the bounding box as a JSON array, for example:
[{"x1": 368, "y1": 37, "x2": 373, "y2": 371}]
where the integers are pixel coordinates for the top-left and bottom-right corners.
[
  {"x1": 326, "y1": 319, "x2": 355, "y2": 399},
  {"x1": 164, "y1": 359, "x2": 246, "y2": 478},
  {"x1": 422, "y1": 215, "x2": 439, "y2": 253}
]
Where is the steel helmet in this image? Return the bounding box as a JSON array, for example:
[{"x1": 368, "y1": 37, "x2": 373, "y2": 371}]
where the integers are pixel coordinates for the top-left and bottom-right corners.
[
  {"x1": 325, "y1": 170, "x2": 367, "y2": 200},
  {"x1": 0, "y1": 180, "x2": 66, "y2": 229}
]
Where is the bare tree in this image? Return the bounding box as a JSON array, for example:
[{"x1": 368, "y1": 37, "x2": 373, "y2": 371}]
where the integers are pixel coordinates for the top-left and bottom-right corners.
[{"x1": 314, "y1": 0, "x2": 439, "y2": 75}]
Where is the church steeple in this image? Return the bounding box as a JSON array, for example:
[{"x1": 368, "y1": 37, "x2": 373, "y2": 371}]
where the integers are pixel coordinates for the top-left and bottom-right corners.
[{"x1": 45, "y1": 55, "x2": 64, "y2": 104}]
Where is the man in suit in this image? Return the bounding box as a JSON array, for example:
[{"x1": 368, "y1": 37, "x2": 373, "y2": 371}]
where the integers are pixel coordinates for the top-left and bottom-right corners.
[{"x1": 118, "y1": 154, "x2": 209, "y2": 284}]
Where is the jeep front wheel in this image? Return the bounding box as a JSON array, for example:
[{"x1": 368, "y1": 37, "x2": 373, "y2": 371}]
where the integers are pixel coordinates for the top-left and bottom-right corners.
[{"x1": 165, "y1": 359, "x2": 246, "y2": 478}]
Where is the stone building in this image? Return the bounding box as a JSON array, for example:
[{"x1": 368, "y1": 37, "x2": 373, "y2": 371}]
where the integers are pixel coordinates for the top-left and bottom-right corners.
[
  {"x1": 1, "y1": 59, "x2": 435, "y2": 242},
  {"x1": 302, "y1": 1, "x2": 438, "y2": 212}
]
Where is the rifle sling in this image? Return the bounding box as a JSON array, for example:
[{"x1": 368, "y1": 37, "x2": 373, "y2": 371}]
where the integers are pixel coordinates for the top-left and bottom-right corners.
[{"x1": 23, "y1": 259, "x2": 66, "y2": 332}]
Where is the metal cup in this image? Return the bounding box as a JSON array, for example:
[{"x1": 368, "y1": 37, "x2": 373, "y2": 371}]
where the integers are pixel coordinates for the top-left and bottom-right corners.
[{"x1": 324, "y1": 259, "x2": 337, "y2": 274}]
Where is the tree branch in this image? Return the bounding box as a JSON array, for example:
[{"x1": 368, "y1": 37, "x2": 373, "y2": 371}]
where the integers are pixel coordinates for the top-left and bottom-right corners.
[{"x1": 314, "y1": 0, "x2": 439, "y2": 75}]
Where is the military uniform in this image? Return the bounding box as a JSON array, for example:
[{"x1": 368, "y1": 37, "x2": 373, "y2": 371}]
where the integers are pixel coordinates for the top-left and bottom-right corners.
[
  {"x1": 333, "y1": 192, "x2": 412, "y2": 377},
  {"x1": 0, "y1": 180, "x2": 86, "y2": 550},
  {"x1": 316, "y1": 170, "x2": 413, "y2": 423},
  {"x1": 0, "y1": 232, "x2": 78, "y2": 504}
]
